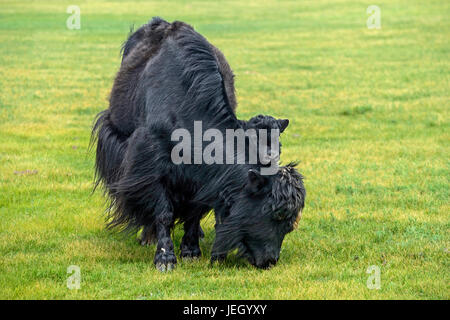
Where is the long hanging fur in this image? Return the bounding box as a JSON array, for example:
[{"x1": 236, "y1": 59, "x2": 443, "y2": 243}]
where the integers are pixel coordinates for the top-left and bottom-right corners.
[
  {"x1": 92, "y1": 17, "x2": 239, "y2": 232},
  {"x1": 91, "y1": 17, "x2": 306, "y2": 268}
]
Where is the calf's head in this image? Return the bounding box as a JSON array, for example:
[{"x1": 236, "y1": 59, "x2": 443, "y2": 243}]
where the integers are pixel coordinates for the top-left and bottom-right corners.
[
  {"x1": 213, "y1": 164, "x2": 305, "y2": 269},
  {"x1": 242, "y1": 115, "x2": 289, "y2": 167}
]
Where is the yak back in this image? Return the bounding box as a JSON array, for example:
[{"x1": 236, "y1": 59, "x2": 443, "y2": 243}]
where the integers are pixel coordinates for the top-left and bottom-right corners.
[{"x1": 108, "y1": 17, "x2": 238, "y2": 137}]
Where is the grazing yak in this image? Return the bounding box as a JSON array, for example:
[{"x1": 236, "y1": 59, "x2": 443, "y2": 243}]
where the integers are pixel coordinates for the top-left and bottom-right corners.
[{"x1": 92, "y1": 17, "x2": 305, "y2": 271}]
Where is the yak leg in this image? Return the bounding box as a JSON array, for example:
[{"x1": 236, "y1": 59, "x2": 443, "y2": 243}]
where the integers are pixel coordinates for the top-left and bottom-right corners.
[
  {"x1": 210, "y1": 205, "x2": 229, "y2": 264},
  {"x1": 180, "y1": 205, "x2": 209, "y2": 259},
  {"x1": 139, "y1": 224, "x2": 156, "y2": 246},
  {"x1": 153, "y1": 188, "x2": 177, "y2": 272},
  {"x1": 180, "y1": 216, "x2": 202, "y2": 259},
  {"x1": 210, "y1": 228, "x2": 227, "y2": 264}
]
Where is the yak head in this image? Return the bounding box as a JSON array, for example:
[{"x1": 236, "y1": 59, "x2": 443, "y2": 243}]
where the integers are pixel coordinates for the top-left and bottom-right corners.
[{"x1": 212, "y1": 163, "x2": 305, "y2": 269}]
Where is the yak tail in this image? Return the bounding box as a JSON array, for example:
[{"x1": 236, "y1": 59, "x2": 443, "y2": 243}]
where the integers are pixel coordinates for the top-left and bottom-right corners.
[
  {"x1": 90, "y1": 110, "x2": 157, "y2": 234},
  {"x1": 90, "y1": 110, "x2": 129, "y2": 193}
]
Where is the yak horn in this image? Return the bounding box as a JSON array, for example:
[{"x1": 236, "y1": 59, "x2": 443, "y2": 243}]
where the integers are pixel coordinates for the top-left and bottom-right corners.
[{"x1": 293, "y1": 208, "x2": 303, "y2": 230}]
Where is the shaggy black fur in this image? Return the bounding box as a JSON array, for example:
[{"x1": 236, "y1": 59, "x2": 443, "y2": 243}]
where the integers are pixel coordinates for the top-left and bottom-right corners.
[{"x1": 92, "y1": 17, "x2": 306, "y2": 270}]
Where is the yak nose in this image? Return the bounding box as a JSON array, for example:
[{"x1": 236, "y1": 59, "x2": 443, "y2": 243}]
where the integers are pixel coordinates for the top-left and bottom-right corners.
[
  {"x1": 255, "y1": 256, "x2": 278, "y2": 269},
  {"x1": 267, "y1": 257, "x2": 278, "y2": 268}
]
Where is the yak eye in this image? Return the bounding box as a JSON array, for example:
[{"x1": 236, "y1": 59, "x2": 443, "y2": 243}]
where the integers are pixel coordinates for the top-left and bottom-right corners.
[{"x1": 272, "y1": 210, "x2": 287, "y2": 221}]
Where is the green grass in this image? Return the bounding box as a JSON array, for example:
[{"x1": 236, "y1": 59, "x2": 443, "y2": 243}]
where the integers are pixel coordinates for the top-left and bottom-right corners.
[{"x1": 0, "y1": 0, "x2": 449, "y2": 299}]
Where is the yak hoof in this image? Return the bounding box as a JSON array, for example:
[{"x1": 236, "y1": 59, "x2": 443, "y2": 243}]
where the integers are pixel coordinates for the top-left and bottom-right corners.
[
  {"x1": 181, "y1": 247, "x2": 201, "y2": 260},
  {"x1": 156, "y1": 262, "x2": 176, "y2": 272},
  {"x1": 210, "y1": 253, "x2": 227, "y2": 264},
  {"x1": 154, "y1": 249, "x2": 177, "y2": 272}
]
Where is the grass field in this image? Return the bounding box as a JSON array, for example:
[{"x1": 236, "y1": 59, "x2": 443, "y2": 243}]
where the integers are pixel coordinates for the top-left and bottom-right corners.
[{"x1": 0, "y1": 0, "x2": 449, "y2": 299}]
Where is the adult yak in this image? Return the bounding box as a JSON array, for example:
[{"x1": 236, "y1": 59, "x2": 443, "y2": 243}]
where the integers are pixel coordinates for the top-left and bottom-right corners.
[{"x1": 92, "y1": 17, "x2": 305, "y2": 271}]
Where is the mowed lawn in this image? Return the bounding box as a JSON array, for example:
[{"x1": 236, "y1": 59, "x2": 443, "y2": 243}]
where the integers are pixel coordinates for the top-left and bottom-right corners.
[{"x1": 0, "y1": 0, "x2": 448, "y2": 299}]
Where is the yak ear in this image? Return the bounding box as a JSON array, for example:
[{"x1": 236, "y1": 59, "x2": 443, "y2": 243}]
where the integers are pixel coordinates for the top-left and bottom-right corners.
[
  {"x1": 277, "y1": 119, "x2": 289, "y2": 133},
  {"x1": 247, "y1": 169, "x2": 267, "y2": 193}
]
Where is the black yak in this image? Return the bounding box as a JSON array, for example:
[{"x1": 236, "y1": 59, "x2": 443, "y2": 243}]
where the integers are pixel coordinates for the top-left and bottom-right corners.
[{"x1": 92, "y1": 17, "x2": 305, "y2": 271}]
